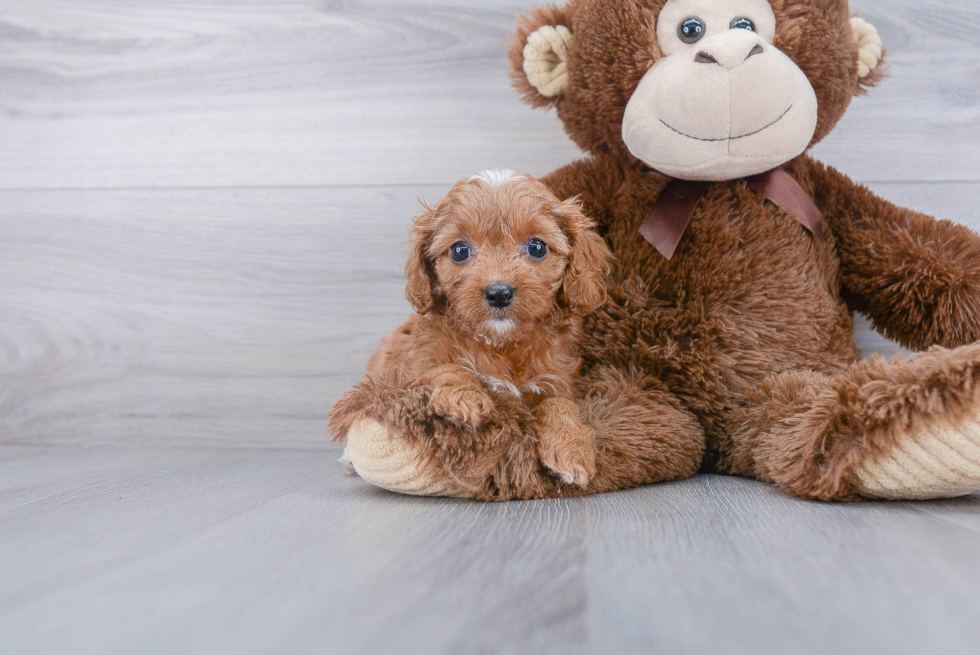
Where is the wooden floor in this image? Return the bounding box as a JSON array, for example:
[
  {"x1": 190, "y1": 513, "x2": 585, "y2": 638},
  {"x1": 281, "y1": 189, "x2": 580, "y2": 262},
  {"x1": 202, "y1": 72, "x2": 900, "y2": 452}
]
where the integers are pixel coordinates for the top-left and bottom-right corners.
[
  {"x1": 4, "y1": 445, "x2": 980, "y2": 655},
  {"x1": 1, "y1": 0, "x2": 979, "y2": 653}
]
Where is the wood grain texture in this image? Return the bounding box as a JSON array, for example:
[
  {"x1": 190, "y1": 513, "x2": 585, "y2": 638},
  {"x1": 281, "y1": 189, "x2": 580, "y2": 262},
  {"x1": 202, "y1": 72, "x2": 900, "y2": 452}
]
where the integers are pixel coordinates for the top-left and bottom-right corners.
[
  {"x1": 0, "y1": 185, "x2": 439, "y2": 446},
  {"x1": 2, "y1": 182, "x2": 976, "y2": 447},
  {"x1": 1, "y1": 446, "x2": 979, "y2": 655},
  {"x1": 0, "y1": 0, "x2": 977, "y2": 447},
  {"x1": 0, "y1": 0, "x2": 977, "y2": 189}
]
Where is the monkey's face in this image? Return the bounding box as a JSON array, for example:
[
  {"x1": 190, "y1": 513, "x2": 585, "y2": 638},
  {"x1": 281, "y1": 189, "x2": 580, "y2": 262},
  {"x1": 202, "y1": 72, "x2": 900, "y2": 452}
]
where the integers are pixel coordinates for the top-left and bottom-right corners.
[
  {"x1": 510, "y1": 0, "x2": 884, "y2": 183},
  {"x1": 622, "y1": 0, "x2": 818, "y2": 181}
]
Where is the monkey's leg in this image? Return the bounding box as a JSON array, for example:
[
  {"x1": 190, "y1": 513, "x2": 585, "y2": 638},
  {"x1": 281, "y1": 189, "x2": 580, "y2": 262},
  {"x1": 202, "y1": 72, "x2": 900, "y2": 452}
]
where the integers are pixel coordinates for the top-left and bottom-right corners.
[
  {"x1": 329, "y1": 376, "x2": 473, "y2": 498},
  {"x1": 332, "y1": 367, "x2": 705, "y2": 499},
  {"x1": 333, "y1": 373, "x2": 577, "y2": 500},
  {"x1": 579, "y1": 367, "x2": 705, "y2": 492},
  {"x1": 724, "y1": 343, "x2": 980, "y2": 500}
]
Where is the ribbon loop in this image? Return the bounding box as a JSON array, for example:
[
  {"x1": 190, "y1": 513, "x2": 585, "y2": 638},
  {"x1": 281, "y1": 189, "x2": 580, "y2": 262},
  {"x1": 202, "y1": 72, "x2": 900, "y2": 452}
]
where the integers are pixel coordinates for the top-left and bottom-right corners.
[{"x1": 640, "y1": 169, "x2": 824, "y2": 259}]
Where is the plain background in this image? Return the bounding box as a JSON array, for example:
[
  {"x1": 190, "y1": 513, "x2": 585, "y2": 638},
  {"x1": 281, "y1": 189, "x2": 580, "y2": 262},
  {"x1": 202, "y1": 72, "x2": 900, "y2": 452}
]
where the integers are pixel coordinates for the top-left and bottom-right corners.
[{"x1": 9, "y1": 0, "x2": 980, "y2": 450}]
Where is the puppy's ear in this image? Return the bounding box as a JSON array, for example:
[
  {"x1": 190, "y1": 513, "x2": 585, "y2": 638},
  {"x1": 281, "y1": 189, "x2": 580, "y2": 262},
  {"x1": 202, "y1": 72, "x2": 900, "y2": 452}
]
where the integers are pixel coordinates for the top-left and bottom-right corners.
[
  {"x1": 555, "y1": 198, "x2": 611, "y2": 314},
  {"x1": 509, "y1": 5, "x2": 574, "y2": 109},
  {"x1": 405, "y1": 204, "x2": 438, "y2": 315}
]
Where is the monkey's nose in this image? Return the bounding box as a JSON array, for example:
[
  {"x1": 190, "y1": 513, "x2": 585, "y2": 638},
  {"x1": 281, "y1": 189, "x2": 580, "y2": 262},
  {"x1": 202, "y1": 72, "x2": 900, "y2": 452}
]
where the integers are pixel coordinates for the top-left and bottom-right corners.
[
  {"x1": 694, "y1": 32, "x2": 765, "y2": 69},
  {"x1": 484, "y1": 283, "x2": 515, "y2": 309}
]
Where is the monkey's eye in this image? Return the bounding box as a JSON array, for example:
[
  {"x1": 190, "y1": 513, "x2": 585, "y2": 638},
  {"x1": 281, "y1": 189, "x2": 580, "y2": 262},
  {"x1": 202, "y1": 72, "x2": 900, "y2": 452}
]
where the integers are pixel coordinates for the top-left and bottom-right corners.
[
  {"x1": 449, "y1": 241, "x2": 471, "y2": 263},
  {"x1": 678, "y1": 17, "x2": 706, "y2": 44},
  {"x1": 526, "y1": 238, "x2": 548, "y2": 260},
  {"x1": 730, "y1": 17, "x2": 755, "y2": 32}
]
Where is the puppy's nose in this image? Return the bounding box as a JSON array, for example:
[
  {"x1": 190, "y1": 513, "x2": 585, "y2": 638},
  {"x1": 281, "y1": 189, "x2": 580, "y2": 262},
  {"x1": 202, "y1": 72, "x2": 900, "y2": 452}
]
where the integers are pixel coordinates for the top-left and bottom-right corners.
[{"x1": 484, "y1": 283, "x2": 515, "y2": 309}]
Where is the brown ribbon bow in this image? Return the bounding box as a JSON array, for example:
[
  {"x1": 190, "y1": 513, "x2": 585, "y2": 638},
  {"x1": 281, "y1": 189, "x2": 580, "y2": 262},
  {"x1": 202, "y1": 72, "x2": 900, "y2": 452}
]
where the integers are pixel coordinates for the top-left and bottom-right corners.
[{"x1": 639, "y1": 168, "x2": 825, "y2": 260}]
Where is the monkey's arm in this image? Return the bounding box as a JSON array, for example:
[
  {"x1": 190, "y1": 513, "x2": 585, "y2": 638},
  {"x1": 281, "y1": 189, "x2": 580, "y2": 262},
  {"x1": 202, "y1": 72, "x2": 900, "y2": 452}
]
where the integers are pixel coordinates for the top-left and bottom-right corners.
[{"x1": 805, "y1": 157, "x2": 980, "y2": 350}]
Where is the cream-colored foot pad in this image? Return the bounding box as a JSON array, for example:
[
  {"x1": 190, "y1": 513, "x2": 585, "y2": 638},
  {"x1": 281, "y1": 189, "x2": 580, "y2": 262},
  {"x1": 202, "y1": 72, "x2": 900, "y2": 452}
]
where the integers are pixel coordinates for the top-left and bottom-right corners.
[
  {"x1": 344, "y1": 418, "x2": 466, "y2": 498},
  {"x1": 852, "y1": 407, "x2": 980, "y2": 500}
]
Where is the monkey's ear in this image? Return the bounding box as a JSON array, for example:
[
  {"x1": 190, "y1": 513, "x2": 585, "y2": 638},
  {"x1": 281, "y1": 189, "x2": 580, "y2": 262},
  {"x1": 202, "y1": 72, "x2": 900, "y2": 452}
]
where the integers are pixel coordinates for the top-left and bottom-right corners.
[
  {"x1": 555, "y1": 198, "x2": 612, "y2": 315},
  {"x1": 851, "y1": 16, "x2": 886, "y2": 90},
  {"x1": 405, "y1": 205, "x2": 438, "y2": 315},
  {"x1": 509, "y1": 5, "x2": 574, "y2": 108}
]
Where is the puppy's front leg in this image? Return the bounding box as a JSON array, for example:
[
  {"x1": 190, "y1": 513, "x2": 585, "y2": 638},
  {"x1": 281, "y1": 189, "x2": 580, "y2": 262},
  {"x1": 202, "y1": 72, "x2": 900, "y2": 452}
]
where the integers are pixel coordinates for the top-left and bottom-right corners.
[
  {"x1": 534, "y1": 397, "x2": 596, "y2": 488},
  {"x1": 421, "y1": 364, "x2": 495, "y2": 430}
]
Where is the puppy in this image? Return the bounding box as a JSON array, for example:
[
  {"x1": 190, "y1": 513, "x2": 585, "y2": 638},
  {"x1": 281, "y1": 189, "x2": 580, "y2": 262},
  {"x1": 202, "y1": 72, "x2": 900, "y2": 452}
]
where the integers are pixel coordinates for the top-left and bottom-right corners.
[{"x1": 353, "y1": 170, "x2": 612, "y2": 487}]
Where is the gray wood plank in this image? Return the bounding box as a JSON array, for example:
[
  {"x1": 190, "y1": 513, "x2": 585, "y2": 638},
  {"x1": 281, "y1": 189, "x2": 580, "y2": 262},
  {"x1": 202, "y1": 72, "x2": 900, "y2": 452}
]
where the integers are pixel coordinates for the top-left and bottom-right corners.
[
  {"x1": 0, "y1": 0, "x2": 977, "y2": 189},
  {"x1": 2, "y1": 181, "x2": 976, "y2": 446},
  {"x1": 585, "y1": 479, "x2": 980, "y2": 655},
  {"x1": 812, "y1": 0, "x2": 980, "y2": 183},
  {"x1": 1, "y1": 445, "x2": 979, "y2": 655},
  {"x1": 0, "y1": 185, "x2": 440, "y2": 446}
]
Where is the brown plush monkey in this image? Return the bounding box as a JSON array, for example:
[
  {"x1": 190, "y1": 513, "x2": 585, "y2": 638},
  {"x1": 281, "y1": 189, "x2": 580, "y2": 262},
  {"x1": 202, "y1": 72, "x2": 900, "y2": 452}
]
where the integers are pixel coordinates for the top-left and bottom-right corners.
[{"x1": 331, "y1": 0, "x2": 980, "y2": 502}]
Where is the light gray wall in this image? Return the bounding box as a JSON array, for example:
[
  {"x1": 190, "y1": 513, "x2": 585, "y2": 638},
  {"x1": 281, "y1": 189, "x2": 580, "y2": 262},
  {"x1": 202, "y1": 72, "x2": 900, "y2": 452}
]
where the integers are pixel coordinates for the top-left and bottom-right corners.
[{"x1": 1, "y1": 0, "x2": 977, "y2": 447}]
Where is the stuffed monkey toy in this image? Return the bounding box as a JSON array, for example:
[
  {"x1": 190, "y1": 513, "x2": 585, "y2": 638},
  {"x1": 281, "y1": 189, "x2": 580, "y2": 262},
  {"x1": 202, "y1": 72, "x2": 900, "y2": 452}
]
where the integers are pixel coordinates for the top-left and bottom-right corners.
[{"x1": 331, "y1": 0, "x2": 980, "y2": 502}]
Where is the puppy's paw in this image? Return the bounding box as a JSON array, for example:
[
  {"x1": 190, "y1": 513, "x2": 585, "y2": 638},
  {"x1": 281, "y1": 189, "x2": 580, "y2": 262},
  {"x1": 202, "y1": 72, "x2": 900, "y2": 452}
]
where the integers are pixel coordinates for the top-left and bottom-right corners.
[
  {"x1": 539, "y1": 439, "x2": 596, "y2": 489},
  {"x1": 430, "y1": 384, "x2": 495, "y2": 429}
]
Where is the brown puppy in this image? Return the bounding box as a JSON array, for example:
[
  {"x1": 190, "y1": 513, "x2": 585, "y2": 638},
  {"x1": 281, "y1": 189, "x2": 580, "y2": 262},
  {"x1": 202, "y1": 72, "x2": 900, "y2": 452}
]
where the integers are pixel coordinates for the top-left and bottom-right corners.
[{"x1": 342, "y1": 170, "x2": 612, "y2": 487}]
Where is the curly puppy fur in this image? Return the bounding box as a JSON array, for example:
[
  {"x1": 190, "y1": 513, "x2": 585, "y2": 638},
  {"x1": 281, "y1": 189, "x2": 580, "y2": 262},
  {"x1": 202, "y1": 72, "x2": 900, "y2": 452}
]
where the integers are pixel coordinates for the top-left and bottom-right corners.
[{"x1": 332, "y1": 172, "x2": 619, "y2": 489}]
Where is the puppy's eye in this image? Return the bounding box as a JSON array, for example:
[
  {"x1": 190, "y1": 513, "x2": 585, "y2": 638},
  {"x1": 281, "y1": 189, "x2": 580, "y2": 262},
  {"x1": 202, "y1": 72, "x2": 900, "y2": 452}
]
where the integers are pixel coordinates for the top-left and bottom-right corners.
[
  {"x1": 678, "y1": 17, "x2": 706, "y2": 44},
  {"x1": 449, "y1": 241, "x2": 471, "y2": 263},
  {"x1": 730, "y1": 17, "x2": 755, "y2": 32},
  {"x1": 526, "y1": 238, "x2": 548, "y2": 260}
]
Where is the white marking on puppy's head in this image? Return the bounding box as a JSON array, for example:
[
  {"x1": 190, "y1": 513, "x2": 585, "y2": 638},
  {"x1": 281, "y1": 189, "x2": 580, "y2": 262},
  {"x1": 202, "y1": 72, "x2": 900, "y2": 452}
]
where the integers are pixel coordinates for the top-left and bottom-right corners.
[{"x1": 467, "y1": 169, "x2": 524, "y2": 188}]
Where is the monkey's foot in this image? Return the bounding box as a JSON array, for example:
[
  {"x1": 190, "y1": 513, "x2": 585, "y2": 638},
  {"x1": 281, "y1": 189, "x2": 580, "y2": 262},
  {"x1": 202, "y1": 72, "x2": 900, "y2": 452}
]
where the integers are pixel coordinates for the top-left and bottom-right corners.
[
  {"x1": 343, "y1": 418, "x2": 467, "y2": 498},
  {"x1": 852, "y1": 406, "x2": 980, "y2": 500}
]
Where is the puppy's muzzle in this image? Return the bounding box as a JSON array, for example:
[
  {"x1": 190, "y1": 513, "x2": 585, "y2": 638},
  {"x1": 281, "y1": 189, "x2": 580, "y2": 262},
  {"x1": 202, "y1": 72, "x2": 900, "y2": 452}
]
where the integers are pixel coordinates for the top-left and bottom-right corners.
[{"x1": 484, "y1": 283, "x2": 515, "y2": 309}]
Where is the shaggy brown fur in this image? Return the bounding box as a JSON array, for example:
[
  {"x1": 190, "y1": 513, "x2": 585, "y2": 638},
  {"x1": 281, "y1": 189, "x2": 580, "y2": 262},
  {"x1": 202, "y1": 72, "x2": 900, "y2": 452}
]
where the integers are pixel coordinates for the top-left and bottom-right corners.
[
  {"x1": 333, "y1": 0, "x2": 980, "y2": 501},
  {"x1": 332, "y1": 173, "x2": 616, "y2": 488},
  {"x1": 330, "y1": 364, "x2": 705, "y2": 500}
]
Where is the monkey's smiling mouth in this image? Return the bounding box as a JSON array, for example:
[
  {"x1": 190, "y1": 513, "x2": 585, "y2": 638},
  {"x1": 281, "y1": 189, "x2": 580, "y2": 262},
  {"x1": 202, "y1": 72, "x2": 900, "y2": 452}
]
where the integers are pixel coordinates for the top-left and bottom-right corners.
[{"x1": 660, "y1": 104, "x2": 794, "y2": 143}]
